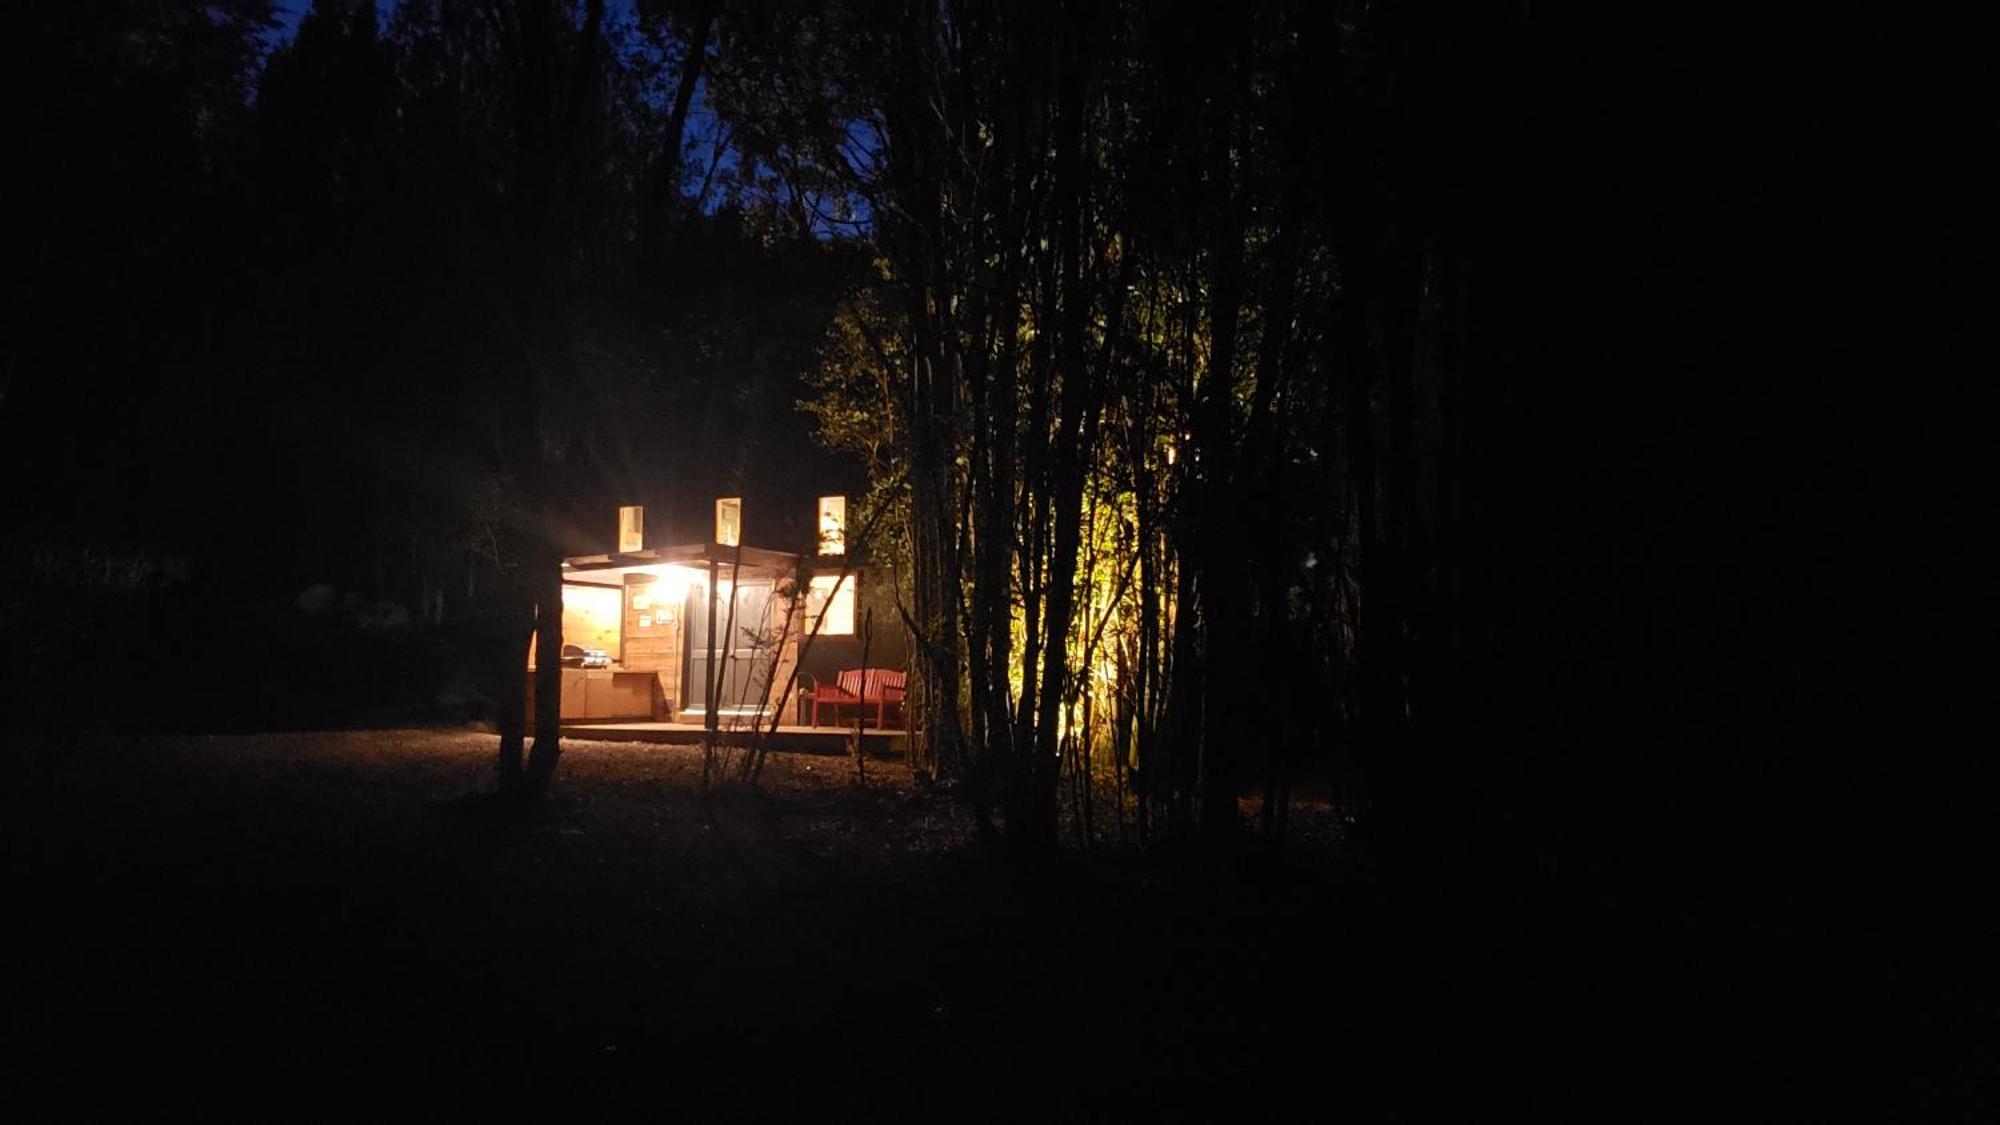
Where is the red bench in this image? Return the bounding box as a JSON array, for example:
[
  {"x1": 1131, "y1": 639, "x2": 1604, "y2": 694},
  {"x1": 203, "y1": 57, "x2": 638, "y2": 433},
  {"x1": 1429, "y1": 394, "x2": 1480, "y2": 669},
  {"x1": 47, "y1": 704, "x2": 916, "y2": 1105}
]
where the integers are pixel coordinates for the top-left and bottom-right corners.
[{"x1": 807, "y1": 667, "x2": 907, "y2": 729}]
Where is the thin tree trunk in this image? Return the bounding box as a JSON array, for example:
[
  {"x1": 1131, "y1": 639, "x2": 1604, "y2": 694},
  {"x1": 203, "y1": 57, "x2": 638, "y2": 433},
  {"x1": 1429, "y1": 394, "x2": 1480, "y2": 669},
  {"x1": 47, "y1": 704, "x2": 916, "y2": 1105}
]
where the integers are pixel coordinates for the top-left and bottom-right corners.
[
  {"x1": 523, "y1": 519, "x2": 564, "y2": 793},
  {"x1": 639, "y1": 2, "x2": 714, "y2": 273},
  {"x1": 701, "y1": 553, "x2": 720, "y2": 790}
]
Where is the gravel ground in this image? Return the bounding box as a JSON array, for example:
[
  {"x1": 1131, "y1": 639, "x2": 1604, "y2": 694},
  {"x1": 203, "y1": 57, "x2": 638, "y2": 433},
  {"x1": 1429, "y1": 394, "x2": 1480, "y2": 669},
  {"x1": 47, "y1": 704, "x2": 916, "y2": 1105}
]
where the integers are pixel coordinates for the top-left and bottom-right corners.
[{"x1": 0, "y1": 730, "x2": 1436, "y2": 1118}]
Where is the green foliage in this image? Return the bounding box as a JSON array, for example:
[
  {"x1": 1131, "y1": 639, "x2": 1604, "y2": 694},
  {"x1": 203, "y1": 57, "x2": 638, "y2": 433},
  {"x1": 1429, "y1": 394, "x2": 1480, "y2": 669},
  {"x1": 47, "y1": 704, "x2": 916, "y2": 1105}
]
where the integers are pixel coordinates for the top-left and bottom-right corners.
[
  {"x1": 804, "y1": 280, "x2": 906, "y2": 477},
  {"x1": 693, "y1": 0, "x2": 1500, "y2": 846}
]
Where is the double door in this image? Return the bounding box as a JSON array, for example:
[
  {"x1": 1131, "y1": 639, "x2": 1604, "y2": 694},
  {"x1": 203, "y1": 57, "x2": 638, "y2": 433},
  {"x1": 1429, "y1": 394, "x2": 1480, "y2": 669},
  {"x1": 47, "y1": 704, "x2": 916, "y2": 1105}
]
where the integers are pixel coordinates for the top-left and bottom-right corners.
[{"x1": 683, "y1": 579, "x2": 777, "y2": 715}]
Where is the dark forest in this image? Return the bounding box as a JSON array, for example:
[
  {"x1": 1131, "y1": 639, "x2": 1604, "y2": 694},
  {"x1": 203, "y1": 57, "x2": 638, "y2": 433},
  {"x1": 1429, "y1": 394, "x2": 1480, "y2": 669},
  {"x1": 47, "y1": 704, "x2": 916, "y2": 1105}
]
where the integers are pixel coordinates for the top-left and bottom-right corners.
[{"x1": 2, "y1": 1, "x2": 1961, "y2": 1118}]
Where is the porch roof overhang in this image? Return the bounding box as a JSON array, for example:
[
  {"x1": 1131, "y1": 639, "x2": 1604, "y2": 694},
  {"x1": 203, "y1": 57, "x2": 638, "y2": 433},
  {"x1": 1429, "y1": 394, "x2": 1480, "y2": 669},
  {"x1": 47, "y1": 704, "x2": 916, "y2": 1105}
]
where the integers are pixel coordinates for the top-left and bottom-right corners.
[{"x1": 559, "y1": 542, "x2": 808, "y2": 587}]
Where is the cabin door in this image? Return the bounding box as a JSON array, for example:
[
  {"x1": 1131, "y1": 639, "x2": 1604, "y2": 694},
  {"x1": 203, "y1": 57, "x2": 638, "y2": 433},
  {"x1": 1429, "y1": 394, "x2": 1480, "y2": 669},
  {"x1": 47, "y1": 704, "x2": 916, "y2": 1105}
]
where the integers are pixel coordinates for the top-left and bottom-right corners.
[{"x1": 683, "y1": 578, "x2": 778, "y2": 715}]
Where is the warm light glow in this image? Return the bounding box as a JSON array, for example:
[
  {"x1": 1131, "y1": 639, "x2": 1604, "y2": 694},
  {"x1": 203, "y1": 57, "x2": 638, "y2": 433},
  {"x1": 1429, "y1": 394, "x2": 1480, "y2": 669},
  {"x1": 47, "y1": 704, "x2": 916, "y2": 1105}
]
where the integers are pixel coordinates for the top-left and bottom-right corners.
[
  {"x1": 807, "y1": 574, "x2": 856, "y2": 635},
  {"x1": 563, "y1": 585, "x2": 622, "y2": 652},
  {"x1": 715, "y1": 497, "x2": 742, "y2": 546},
  {"x1": 618, "y1": 505, "x2": 645, "y2": 552},
  {"x1": 635, "y1": 564, "x2": 701, "y2": 607},
  {"x1": 818, "y1": 495, "x2": 847, "y2": 555},
  {"x1": 529, "y1": 583, "x2": 621, "y2": 666}
]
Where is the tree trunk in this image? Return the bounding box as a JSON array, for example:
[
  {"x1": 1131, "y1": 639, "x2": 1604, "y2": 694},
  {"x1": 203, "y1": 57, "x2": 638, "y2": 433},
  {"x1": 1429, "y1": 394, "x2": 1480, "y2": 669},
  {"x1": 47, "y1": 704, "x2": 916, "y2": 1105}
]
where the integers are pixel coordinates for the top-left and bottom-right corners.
[
  {"x1": 1022, "y1": 19, "x2": 1096, "y2": 851},
  {"x1": 639, "y1": 2, "x2": 714, "y2": 274},
  {"x1": 523, "y1": 527, "x2": 563, "y2": 794},
  {"x1": 1194, "y1": 80, "x2": 1248, "y2": 840}
]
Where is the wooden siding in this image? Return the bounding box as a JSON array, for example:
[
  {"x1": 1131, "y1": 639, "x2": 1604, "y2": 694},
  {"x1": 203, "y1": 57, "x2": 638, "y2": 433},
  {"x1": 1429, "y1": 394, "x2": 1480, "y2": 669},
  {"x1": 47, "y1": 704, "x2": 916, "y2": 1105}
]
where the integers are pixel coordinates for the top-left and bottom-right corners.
[{"x1": 620, "y1": 575, "x2": 683, "y2": 713}]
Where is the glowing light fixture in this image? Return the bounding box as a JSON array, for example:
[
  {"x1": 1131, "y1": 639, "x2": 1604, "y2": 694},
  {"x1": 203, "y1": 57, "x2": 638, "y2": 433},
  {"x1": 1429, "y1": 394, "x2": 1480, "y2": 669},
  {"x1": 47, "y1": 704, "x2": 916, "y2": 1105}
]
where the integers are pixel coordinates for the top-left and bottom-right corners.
[{"x1": 637, "y1": 564, "x2": 700, "y2": 606}]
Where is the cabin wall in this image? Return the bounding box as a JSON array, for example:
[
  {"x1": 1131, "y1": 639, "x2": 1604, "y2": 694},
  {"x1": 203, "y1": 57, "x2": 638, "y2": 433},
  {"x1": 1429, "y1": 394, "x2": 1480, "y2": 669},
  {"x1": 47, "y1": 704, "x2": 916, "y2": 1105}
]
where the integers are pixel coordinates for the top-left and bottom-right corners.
[
  {"x1": 543, "y1": 552, "x2": 867, "y2": 725},
  {"x1": 768, "y1": 588, "x2": 803, "y2": 724},
  {"x1": 620, "y1": 574, "x2": 684, "y2": 713},
  {"x1": 527, "y1": 583, "x2": 622, "y2": 669},
  {"x1": 794, "y1": 614, "x2": 910, "y2": 690},
  {"x1": 562, "y1": 585, "x2": 623, "y2": 653}
]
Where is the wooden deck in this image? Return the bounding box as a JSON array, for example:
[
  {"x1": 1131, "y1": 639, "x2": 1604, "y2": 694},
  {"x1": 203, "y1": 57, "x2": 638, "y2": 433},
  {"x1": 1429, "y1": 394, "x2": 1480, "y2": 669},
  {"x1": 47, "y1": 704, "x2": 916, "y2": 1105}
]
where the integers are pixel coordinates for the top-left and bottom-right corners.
[{"x1": 559, "y1": 721, "x2": 906, "y2": 755}]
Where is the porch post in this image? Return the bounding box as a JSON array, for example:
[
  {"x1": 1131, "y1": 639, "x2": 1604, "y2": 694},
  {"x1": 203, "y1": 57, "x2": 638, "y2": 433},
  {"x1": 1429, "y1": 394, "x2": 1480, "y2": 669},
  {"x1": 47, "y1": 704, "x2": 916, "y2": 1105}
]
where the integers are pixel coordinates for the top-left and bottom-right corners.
[{"x1": 704, "y1": 554, "x2": 719, "y2": 734}]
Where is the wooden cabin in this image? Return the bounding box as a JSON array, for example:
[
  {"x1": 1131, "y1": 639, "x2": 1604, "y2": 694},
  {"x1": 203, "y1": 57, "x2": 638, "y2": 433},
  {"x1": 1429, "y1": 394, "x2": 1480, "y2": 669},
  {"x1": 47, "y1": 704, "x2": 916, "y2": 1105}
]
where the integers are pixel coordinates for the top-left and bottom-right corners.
[{"x1": 529, "y1": 498, "x2": 894, "y2": 727}]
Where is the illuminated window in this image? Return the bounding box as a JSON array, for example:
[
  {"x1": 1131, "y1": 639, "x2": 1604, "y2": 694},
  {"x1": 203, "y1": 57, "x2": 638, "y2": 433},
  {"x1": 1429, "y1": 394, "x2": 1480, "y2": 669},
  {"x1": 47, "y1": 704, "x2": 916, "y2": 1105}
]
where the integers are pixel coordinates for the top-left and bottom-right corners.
[
  {"x1": 807, "y1": 575, "x2": 856, "y2": 636},
  {"x1": 818, "y1": 495, "x2": 846, "y2": 555},
  {"x1": 618, "y1": 505, "x2": 645, "y2": 552},
  {"x1": 715, "y1": 497, "x2": 741, "y2": 546}
]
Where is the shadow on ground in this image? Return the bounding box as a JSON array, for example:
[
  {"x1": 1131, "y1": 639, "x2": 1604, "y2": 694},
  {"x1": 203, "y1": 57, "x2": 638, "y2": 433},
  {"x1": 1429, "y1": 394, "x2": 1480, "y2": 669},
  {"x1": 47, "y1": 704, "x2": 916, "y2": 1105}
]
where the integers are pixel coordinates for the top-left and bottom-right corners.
[{"x1": 2, "y1": 729, "x2": 1860, "y2": 1118}]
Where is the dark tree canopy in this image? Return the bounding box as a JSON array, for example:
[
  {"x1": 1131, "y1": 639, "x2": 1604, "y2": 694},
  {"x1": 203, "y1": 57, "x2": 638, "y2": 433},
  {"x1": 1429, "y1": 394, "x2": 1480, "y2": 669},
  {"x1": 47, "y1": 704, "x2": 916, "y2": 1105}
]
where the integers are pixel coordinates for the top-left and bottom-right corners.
[{"x1": 0, "y1": 0, "x2": 1844, "y2": 897}]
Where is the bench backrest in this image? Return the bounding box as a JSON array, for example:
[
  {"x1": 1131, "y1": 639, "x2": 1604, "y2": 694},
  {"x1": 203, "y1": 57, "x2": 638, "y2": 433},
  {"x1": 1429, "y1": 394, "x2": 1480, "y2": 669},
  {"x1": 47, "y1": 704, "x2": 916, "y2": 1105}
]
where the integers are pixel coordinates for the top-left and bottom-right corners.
[{"x1": 836, "y1": 667, "x2": 906, "y2": 702}]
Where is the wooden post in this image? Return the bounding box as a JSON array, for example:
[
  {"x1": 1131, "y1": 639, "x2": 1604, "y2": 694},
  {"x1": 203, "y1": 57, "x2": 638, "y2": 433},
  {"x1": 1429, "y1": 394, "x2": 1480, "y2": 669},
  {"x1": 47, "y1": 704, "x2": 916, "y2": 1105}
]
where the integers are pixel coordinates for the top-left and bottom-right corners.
[{"x1": 702, "y1": 555, "x2": 719, "y2": 789}]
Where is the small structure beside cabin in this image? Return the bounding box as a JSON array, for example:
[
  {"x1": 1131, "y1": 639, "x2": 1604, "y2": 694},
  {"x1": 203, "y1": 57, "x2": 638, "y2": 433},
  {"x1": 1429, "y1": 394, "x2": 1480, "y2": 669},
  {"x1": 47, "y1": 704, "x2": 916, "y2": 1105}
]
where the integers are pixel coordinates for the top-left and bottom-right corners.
[{"x1": 528, "y1": 498, "x2": 901, "y2": 729}]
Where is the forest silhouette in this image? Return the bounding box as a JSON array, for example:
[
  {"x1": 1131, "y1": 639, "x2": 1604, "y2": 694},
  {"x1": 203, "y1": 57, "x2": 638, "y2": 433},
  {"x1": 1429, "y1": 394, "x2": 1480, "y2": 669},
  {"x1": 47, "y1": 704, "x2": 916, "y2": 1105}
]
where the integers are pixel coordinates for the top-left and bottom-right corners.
[{"x1": 0, "y1": 1, "x2": 1902, "y2": 1116}]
